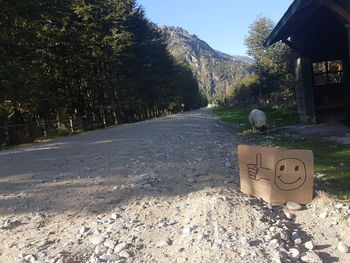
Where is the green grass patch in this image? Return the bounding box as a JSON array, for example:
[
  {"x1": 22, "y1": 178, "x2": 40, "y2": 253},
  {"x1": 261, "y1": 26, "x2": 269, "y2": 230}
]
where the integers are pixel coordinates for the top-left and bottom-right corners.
[
  {"x1": 213, "y1": 106, "x2": 299, "y2": 132},
  {"x1": 214, "y1": 107, "x2": 350, "y2": 200}
]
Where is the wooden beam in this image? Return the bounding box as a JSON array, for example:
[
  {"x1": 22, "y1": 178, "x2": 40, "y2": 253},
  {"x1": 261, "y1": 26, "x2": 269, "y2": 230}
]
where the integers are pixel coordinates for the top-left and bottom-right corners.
[
  {"x1": 282, "y1": 39, "x2": 305, "y2": 56},
  {"x1": 345, "y1": 24, "x2": 350, "y2": 68},
  {"x1": 324, "y1": 1, "x2": 350, "y2": 23}
]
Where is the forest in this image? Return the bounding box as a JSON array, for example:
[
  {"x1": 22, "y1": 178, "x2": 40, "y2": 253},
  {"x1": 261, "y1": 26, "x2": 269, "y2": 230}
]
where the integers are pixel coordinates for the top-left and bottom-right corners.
[{"x1": 0, "y1": 0, "x2": 207, "y2": 146}]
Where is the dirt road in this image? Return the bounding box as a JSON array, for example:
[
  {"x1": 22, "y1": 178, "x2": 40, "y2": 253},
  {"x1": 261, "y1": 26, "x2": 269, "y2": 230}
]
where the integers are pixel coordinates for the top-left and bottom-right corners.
[{"x1": 0, "y1": 109, "x2": 349, "y2": 263}]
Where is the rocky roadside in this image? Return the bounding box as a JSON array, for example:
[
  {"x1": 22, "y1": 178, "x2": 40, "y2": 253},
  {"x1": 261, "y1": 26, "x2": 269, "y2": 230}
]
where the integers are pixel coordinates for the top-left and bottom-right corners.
[
  {"x1": 2, "y1": 177, "x2": 350, "y2": 263},
  {"x1": 0, "y1": 109, "x2": 349, "y2": 263}
]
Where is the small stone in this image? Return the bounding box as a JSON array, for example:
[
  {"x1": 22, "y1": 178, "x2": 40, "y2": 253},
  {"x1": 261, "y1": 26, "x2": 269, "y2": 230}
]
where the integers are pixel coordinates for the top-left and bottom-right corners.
[
  {"x1": 182, "y1": 226, "x2": 193, "y2": 235},
  {"x1": 24, "y1": 255, "x2": 36, "y2": 261},
  {"x1": 319, "y1": 212, "x2": 328, "y2": 219},
  {"x1": 156, "y1": 238, "x2": 172, "y2": 247},
  {"x1": 91, "y1": 236, "x2": 106, "y2": 245},
  {"x1": 294, "y1": 237, "x2": 302, "y2": 245},
  {"x1": 264, "y1": 235, "x2": 272, "y2": 241},
  {"x1": 100, "y1": 254, "x2": 120, "y2": 261},
  {"x1": 286, "y1": 201, "x2": 303, "y2": 211},
  {"x1": 114, "y1": 242, "x2": 128, "y2": 253},
  {"x1": 284, "y1": 211, "x2": 293, "y2": 219},
  {"x1": 289, "y1": 248, "x2": 300, "y2": 258},
  {"x1": 300, "y1": 251, "x2": 323, "y2": 263},
  {"x1": 291, "y1": 232, "x2": 299, "y2": 239},
  {"x1": 88, "y1": 255, "x2": 100, "y2": 263},
  {"x1": 110, "y1": 213, "x2": 120, "y2": 220},
  {"x1": 104, "y1": 239, "x2": 117, "y2": 249},
  {"x1": 335, "y1": 203, "x2": 344, "y2": 209},
  {"x1": 94, "y1": 244, "x2": 107, "y2": 255},
  {"x1": 280, "y1": 231, "x2": 289, "y2": 241},
  {"x1": 80, "y1": 226, "x2": 88, "y2": 234},
  {"x1": 305, "y1": 240, "x2": 315, "y2": 250},
  {"x1": 119, "y1": 250, "x2": 132, "y2": 258},
  {"x1": 197, "y1": 233, "x2": 205, "y2": 241},
  {"x1": 269, "y1": 239, "x2": 279, "y2": 246},
  {"x1": 240, "y1": 237, "x2": 250, "y2": 246},
  {"x1": 338, "y1": 241, "x2": 349, "y2": 253}
]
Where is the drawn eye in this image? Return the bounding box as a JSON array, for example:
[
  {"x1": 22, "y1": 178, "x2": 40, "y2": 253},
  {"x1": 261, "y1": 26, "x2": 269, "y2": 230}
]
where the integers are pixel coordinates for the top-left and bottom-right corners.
[
  {"x1": 280, "y1": 165, "x2": 285, "y2": 171},
  {"x1": 295, "y1": 166, "x2": 299, "y2": 171}
]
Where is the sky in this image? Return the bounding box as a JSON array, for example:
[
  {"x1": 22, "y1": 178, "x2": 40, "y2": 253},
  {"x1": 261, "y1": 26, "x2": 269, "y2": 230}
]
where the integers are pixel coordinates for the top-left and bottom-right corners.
[{"x1": 136, "y1": 0, "x2": 293, "y2": 57}]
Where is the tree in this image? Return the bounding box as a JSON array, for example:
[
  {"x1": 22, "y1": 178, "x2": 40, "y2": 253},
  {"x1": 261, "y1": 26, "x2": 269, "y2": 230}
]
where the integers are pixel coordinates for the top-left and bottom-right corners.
[
  {"x1": 0, "y1": 0, "x2": 205, "y2": 146},
  {"x1": 243, "y1": 15, "x2": 295, "y2": 106}
]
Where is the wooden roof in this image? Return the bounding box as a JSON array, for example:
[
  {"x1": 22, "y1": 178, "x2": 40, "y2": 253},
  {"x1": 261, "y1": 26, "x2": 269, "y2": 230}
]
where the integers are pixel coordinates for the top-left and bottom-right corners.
[
  {"x1": 265, "y1": 0, "x2": 322, "y2": 47},
  {"x1": 265, "y1": 0, "x2": 350, "y2": 47}
]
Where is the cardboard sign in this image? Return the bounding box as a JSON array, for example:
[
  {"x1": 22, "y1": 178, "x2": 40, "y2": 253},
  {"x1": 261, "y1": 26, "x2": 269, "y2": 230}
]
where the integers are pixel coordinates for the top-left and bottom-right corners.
[{"x1": 238, "y1": 145, "x2": 314, "y2": 204}]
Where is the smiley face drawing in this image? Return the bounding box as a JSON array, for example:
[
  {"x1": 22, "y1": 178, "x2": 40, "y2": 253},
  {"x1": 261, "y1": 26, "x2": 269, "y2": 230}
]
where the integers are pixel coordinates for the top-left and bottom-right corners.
[{"x1": 274, "y1": 158, "x2": 307, "y2": 191}]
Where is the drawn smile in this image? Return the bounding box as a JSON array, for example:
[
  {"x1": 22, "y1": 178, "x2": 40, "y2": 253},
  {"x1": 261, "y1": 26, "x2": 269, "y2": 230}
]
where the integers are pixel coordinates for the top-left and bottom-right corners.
[{"x1": 277, "y1": 175, "x2": 302, "y2": 185}]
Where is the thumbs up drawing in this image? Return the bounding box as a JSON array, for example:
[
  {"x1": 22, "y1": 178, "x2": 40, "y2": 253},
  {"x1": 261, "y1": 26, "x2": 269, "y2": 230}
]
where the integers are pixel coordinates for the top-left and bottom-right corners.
[{"x1": 247, "y1": 153, "x2": 271, "y2": 181}]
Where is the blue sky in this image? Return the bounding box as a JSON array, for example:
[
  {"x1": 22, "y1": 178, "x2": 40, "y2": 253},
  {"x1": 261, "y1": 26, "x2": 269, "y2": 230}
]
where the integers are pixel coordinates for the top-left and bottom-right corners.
[{"x1": 137, "y1": 0, "x2": 293, "y2": 57}]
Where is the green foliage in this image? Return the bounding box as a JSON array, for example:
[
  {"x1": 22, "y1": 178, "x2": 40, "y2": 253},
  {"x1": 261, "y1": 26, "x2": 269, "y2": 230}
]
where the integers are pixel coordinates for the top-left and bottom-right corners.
[
  {"x1": 225, "y1": 16, "x2": 295, "y2": 108},
  {"x1": 0, "y1": 0, "x2": 206, "y2": 146},
  {"x1": 225, "y1": 73, "x2": 260, "y2": 107}
]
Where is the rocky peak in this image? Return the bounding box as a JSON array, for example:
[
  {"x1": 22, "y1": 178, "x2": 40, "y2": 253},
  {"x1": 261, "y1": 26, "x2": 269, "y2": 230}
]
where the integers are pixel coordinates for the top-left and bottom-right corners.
[{"x1": 160, "y1": 25, "x2": 253, "y2": 99}]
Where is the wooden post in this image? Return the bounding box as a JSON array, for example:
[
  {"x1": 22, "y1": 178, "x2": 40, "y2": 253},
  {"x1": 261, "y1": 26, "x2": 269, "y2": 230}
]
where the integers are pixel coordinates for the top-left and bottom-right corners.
[
  {"x1": 295, "y1": 57, "x2": 317, "y2": 123},
  {"x1": 101, "y1": 108, "x2": 106, "y2": 128},
  {"x1": 113, "y1": 108, "x2": 118, "y2": 126},
  {"x1": 24, "y1": 120, "x2": 31, "y2": 142},
  {"x1": 69, "y1": 116, "x2": 74, "y2": 134},
  {"x1": 346, "y1": 24, "x2": 350, "y2": 67},
  {"x1": 4, "y1": 123, "x2": 10, "y2": 146},
  {"x1": 42, "y1": 119, "x2": 47, "y2": 138}
]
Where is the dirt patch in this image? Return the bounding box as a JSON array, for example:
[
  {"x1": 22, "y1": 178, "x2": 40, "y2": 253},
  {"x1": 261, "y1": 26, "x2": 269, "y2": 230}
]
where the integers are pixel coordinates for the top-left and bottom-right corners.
[{"x1": 278, "y1": 123, "x2": 350, "y2": 144}]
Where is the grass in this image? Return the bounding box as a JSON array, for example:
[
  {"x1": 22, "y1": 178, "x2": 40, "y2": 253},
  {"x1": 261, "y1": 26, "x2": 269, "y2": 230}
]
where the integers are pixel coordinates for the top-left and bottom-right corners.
[
  {"x1": 214, "y1": 106, "x2": 350, "y2": 200},
  {"x1": 213, "y1": 106, "x2": 299, "y2": 132}
]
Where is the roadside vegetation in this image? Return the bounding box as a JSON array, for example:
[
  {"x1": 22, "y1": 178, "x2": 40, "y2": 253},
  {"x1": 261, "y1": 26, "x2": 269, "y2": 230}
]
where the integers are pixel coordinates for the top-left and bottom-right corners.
[
  {"x1": 0, "y1": 0, "x2": 207, "y2": 147},
  {"x1": 214, "y1": 107, "x2": 350, "y2": 200},
  {"x1": 213, "y1": 15, "x2": 350, "y2": 200}
]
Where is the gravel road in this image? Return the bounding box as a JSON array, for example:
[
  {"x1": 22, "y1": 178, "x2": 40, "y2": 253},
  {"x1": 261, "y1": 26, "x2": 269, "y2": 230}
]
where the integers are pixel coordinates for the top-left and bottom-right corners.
[{"x1": 0, "y1": 109, "x2": 349, "y2": 263}]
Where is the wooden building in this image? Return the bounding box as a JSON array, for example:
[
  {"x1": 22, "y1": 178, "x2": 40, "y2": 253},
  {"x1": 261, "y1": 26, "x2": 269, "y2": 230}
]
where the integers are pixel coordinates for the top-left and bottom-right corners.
[{"x1": 265, "y1": 0, "x2": 350, "y2": 123}]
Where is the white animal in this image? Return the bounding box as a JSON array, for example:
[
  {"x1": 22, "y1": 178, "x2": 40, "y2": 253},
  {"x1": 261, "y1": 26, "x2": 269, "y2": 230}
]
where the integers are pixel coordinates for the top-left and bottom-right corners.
[{"x1": 248, "y1": 109, "x2": 267, "y2": 134}]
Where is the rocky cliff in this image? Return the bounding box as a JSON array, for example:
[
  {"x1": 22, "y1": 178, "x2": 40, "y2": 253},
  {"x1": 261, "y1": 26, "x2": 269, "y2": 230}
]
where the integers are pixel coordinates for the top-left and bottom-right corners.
[{"x1": 160, "y1": 26, "x2": 253, "y2": 99}]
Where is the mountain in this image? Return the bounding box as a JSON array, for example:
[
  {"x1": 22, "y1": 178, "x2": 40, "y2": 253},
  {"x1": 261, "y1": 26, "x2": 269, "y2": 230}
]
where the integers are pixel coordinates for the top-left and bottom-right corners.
[{"x1": 160, "y1": 26, "x2": 253, "y2": 99}]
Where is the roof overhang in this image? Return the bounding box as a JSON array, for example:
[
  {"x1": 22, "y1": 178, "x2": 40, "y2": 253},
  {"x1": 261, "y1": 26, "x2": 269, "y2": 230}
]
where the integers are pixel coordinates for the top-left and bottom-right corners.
[{"x1": 265, "y1": 0, "x2": 323, "y2": 47}]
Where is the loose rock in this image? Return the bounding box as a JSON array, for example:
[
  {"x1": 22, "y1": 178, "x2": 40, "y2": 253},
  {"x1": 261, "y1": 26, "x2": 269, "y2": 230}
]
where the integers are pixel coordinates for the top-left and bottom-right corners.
[
  {"x1": 80, "y1": 226, "x2": 89, "y2": 234},
  {"x1": 156, "y1": 238, "x2": 172, "y2": 247},
  {"x1": 284, "y1": 211, "x2": 293, "y2": 220},
  {"x1": 91, "y1": 236, "x2": 106, "y2": 246},
  {"x1": 289, "y1": 248, "x2": 300, "y2": 258},
  {"x1": 103, "y1": 239, "x2": 117, "y2": 249},
  {"x1": 293, "y1": 237, "x2": 302, "y2": 245},
  {"x1": 286, "y1": 201, "x2": 303, "y2": 211},
  {"x1": 114, "y1": 242, "x2": 128, "y2": 253},
  {"x1": 100, "y1": 253, "x2": 120, "y2": 261},
  {"x1": 300, "y1": 251, "x2": 323, "y2": 263},
  {"x1": 319, "y1": 212, "x2": 328, "y2": 219},
  {"x1": 119, "y1": 250, "x2": 132, "y2": 258},
  {"x1": 305, "y1": 240, "x2": 315, "y2": 250},
  {"x1": 338, "y1": 241, "x2": 349, "y2": 253}
]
